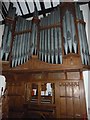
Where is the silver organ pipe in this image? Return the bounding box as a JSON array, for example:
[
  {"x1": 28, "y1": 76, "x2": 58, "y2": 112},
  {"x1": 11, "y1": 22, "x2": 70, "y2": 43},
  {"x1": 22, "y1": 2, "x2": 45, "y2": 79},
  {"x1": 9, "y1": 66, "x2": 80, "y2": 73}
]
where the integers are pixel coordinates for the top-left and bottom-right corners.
[
  {"x1": 39, "y1": 18, "x2": 42, "y2": 60},
  {"x1": 57, "y1": 7, "x2": 62, "y2": 64},
  {"x1": 66, "y1": 10, "x2": 72, "y2": 53},
  {"x1": 18, "y1": 18, "x2": 23, "y2": 65},
  {"x1": 1, "y1": 3, "x2": 16, "y2": 61},
  {"x1": 54, "y1": 9, "x2": 58, "y2": 64},
  {"x1": 23, "y1": 20, "x2": 27, "y2": 63},
  {"x1": 44, "y1": 17, "x2": 48, "y2": 62},
  {"x1": 27, "y1": 20, "x2": 31, "y2": 60},
  {"x1": 47, "y1": 15, "x2": 51, "y2": 63},
  {"x1": 1, "y1": 2, "x2": 90, "y2": 67},
  {"x1": 41, "y1": 19, "x2": 45, "y2": 61},
  {"x1": 63, "y1": 15, "x2": 68, "y2": 55},
  {"x1": 80, "y1": 11, "x2": 89, "y2": 65},
  {"x1": 11, "y1": 16, "x2": 32, "y2": 67},
  {"x1": 75, "y1": 3, "x2": 90, "y2": 65},
  {"x1": 71, "y1": 13, "x2": 77, "y2": 54},
  {"x1": 50, "y1": 12, "x2": 54, "y2": 64},
  {"x1": 76, "y1": 3, "x2": 83, "y2": 64}
]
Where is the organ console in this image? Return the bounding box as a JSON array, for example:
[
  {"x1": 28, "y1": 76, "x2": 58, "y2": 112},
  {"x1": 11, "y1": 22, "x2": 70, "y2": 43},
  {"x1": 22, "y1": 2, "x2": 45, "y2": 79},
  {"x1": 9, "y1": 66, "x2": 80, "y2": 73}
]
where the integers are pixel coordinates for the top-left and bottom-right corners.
[{"x1": 1, "y1": 2, "x2": 90, "y2": 119}]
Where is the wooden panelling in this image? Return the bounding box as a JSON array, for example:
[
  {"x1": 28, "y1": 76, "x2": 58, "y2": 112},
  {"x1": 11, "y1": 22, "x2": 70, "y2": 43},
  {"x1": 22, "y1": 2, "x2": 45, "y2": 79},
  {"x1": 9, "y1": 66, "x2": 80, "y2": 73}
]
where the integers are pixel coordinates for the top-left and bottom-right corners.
[
  {"x1": 60, "y1": 83, "x2": 65, "y2": 96},
  {"x1": 67, "y1": 98, "x2": 73, "y2": 116},
  {"x1": 60, "y1": 98, "x2": 66, "y2": 116},
  {"x1": 66, "y1": 83, "x2": 73, "y2": 97},
  {"x1": 48, "y1": 72, "x2": 65, "y2": 80},
  {"x1": 74, "y1": 98, "x2": 81, "y2": 117},
  {"x1": 67, "y1": 72, "x2": 80, "y2": 80},
  {"x1": 59, "y1": 81, "x2": 83, "y2": 118},
  {"x1": 2, "y1": 66, "x2": 87, "y2": 119},
  {"x1": 73, "y1": 83, "x2": 80, "y2": 98}
]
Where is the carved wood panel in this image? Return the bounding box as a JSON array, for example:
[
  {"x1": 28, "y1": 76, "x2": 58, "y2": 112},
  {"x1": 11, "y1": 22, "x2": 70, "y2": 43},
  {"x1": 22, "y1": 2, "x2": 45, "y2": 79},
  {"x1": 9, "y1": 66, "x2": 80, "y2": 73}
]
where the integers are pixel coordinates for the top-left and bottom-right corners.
[{"x1": 59, "y1": 81, "x2": 81, "y2": 118}]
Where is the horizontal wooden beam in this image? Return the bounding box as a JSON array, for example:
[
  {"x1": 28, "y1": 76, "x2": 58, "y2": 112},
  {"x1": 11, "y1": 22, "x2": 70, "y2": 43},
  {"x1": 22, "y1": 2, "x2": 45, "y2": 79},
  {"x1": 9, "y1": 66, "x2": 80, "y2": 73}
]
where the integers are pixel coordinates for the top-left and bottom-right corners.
[{"x1": 39, "y1": 1, "x2": 46, "y2": 17}]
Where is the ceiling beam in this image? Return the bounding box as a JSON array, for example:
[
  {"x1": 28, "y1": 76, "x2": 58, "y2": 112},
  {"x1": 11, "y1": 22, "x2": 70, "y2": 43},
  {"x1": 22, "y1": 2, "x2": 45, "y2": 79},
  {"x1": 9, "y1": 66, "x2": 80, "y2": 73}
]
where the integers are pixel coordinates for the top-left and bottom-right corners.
[
  {"x1": 21, "y1": 5, "x2": 57, "y2": 19},
  {"x1": 1, "y1": 2, "x2": 7, "y2": 18},
  {"x1": 39, "y1": 1, "x2": 46, "y2": 17},
  {"x1": 2, "y1": 2, "x2": 8, "y2": 14},
  {"x1": 0, "y1": 20, "x2": 5, "y2": 25},
  {"x1": 25, "y1": 0, "x2": 31, "y2": 14},
  {"x1": 78, "y1": 2, "x2": 89, "y2": 5},
  {"x1": 16, "y1": 0, "x2": 23, "y2": 15},
  {"x1": 50, "y1": 0, "x2": 53, "y2": 8},
  {"x1": 0, "y1": 10, "x2": 5, "y2": 19}
]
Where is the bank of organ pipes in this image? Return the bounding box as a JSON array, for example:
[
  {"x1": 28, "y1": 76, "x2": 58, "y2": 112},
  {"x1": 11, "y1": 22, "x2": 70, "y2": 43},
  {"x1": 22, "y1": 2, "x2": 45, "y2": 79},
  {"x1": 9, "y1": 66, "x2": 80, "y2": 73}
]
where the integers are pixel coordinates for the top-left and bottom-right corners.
[{"x1": 1, "y1": 3, "x2": 90, "y2": 67}]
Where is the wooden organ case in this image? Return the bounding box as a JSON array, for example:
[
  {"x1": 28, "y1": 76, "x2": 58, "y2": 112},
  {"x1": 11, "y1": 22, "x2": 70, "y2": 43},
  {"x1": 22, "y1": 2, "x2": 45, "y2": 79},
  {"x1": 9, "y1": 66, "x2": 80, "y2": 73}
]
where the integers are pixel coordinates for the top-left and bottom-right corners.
[{"x1": 1, "y1": 2, "x2": 90, "y2": 119}]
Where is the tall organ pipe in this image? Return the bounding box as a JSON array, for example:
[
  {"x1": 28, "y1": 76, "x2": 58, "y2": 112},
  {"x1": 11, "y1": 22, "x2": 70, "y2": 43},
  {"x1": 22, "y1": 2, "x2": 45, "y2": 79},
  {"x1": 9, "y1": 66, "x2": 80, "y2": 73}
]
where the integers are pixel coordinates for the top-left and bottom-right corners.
[
  {"x1": 44, "y1": 17, "x2": 48, "y2": 62},
  {"x1": 66, "y1": 10, "x2": 72, "y2": 53},
  {"x1": 75, "y1": 4, "x2": 84, "y2": 64},
  {"x1": 63, "y1": 15, "x2": 68, "y2": 55},
  {"x1": 39, "y1": 18, "x2": 42, "y2": 60},
  {"x1": 27, "y1": 20, "x2": 31, "y2": 60},
  {"x1": 57, "y1": 7, "x2": 62, "y2": 64},
  {"x1": 54, "y1": 9, "x2": 58, "y2": 64},
  {"x1": 41, "y1": 19, "x2": 44, "y2": 61},
  {"x1": 47, "y1": 15, "x2": 51, "y2": 63},
  {"x1": 71, "y1": 13, "x2": 77, "y2": 54},
  {"x1": 50, "y1": 12, "x2": 54, "y2": 64}
]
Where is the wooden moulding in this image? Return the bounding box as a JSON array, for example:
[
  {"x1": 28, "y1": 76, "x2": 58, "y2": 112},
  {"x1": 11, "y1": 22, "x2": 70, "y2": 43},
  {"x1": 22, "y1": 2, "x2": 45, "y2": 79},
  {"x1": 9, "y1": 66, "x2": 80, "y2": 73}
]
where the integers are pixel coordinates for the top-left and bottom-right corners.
[
  {"x1": 60, "y1": 2, "x2": 75, "y2": 19},
  {"x1": 2, "y1": 61, "x2": 10, "y2": 70},
  {"x1": 39, "y1": 23, "x2": 61, "y2": 30},
  {"x1": 2, "y1": 53, "x2": 90, "y2": 73},
  {"x1": 76, "y1": 19, "x2": 86, "y2": 25},
  {"x1": 5, "y1": 17, "x2": 15, "y2": 25},
  {"x1": 14, "y1": 29, "x2": 32, "y2": 36}
]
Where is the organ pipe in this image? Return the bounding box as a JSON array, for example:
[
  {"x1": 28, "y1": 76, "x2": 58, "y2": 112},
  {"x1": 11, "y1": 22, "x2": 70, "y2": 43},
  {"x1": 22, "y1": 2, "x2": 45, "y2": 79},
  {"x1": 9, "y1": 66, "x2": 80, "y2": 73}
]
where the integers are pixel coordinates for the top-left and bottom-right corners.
[{"x1": 1, "y1": 2, "x2": 90, "y2": 67}]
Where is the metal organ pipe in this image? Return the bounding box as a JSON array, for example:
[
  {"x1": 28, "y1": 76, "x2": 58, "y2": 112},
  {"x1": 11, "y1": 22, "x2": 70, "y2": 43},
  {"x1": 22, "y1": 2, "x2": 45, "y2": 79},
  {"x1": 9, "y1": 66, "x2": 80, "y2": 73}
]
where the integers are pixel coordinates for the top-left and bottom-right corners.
[
  {"x1": 50, "y1": 12, "x2": 54, "y2": 64},
  {"x1": 41, "y1": 19, "x2": 45, "y2": 61},
  {"x1": 63, "y1": 15, "x2": 68, "y2": 55},
  {"x1": 75, "y1": 3, "x2": 83, "y2": 64},
  {"x1": 54, "y1": 9, "x2": 58, "y2": 64},
  {"x1": 44, "y1": 17, "x2": 48, "y2": 62},
  {"x1": 47, "y1": 15, "x2": 51, "y2": 63},
  {"x1": 1, "y1": 2, "x2": 90, "y2": 67},
  {"x1": 57, "y1": 8, "x2": 62, "y2": 64},
  {"x1": 71, "y1": 13, "x2": 77, "y2": 54},
  {"x1": 39, "y1": 18, "x2": 42, "y2": 60},
  {"x1": 1, "y1": 3, "x2": 16, "y2": 61},
  {"x1": 66, "y1": 10, "x2": 72, "y2": 53}
]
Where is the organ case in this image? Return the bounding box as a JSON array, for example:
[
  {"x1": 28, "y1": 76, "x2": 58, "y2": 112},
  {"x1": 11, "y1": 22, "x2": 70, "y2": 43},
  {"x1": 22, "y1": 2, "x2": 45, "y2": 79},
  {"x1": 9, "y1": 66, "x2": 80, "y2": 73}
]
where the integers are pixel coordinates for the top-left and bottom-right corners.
[{"x1": 1, "y1": 2, "x2": 90, "y2": 119}]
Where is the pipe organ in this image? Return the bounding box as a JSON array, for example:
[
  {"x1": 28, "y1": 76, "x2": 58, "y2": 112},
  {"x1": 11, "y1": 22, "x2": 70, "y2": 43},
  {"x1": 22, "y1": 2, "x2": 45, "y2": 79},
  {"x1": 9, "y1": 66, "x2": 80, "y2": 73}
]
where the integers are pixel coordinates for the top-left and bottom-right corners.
[
  {"x1": 1, "y1": 2, "x2": 90, "y2": 119},
  {"x1": 1, "y1": 3, "x2": 90, "y2": 66}
]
